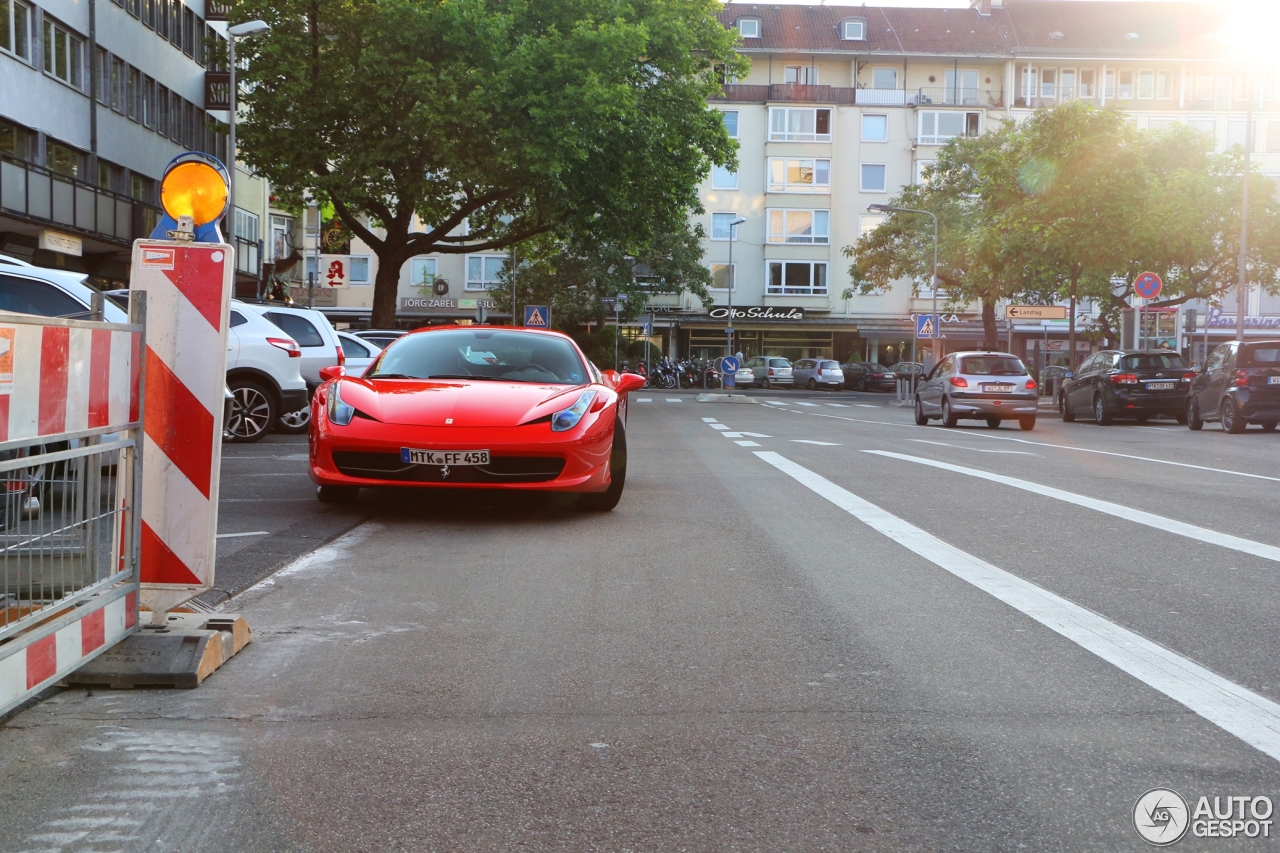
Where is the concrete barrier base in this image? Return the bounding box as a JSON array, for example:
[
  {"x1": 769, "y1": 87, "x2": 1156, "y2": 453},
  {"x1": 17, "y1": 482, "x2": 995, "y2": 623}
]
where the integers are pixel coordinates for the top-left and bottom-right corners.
[{"x1": 66, "y1": 613, "x2": 252, "y2": 689}]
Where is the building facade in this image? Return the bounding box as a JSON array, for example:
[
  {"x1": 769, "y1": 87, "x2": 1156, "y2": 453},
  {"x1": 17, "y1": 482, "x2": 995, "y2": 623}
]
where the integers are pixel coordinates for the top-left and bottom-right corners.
[
  {"x1": 0, "y1": 0, "x2": 284, "y2": 292},
  {"x1": 688, "y1": 0, "x2": 1280, "y2": 368}
]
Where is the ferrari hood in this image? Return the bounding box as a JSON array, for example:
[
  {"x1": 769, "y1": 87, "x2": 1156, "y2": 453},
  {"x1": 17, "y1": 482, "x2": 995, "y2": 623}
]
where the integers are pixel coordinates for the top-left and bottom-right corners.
[{"x1": 338, "y1": 379, "x2": 588, "y2": 427}]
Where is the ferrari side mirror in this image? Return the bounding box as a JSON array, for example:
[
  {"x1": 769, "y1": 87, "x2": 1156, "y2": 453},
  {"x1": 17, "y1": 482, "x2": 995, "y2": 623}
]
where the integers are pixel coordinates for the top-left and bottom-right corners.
[
  {"x1": 319, "y1": 365, "x2": 345, "y2": 382},
  {"x1": 614, "y1": 373, "x2": 647, "y2": 394}
]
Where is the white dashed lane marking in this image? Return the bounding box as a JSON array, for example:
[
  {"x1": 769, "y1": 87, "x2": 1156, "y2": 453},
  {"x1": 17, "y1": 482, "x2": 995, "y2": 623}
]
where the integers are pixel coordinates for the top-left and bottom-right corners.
[
  {"x1": 753, "y1": 450, "x2": 1280, "y2": 764},
  {"x1": 865, "y1": 450, "x2": 1280, "y2": 564},
  {"x1": 666, "y1": 398, "x2": 682, "y2": 403},
  {"x1": 636, "y1": 398, "x2": 652, "y2": 402},
  {"x1": 795, "y1": 402, "x2": 819, "y2": 407},
  {"x1": 908, "y1": 439, "x2": 1039, "y2": 456},
  {"x1": 791, "y1": 440, "x2": 841, "y2": 446}
]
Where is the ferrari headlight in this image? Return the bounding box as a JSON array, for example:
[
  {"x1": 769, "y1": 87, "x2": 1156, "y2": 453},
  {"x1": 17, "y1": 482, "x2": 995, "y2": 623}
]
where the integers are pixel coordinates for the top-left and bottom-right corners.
[
  {"x1": 327, "y1": 382, "x2": 356, "y2": 426},
  {"x1": 551, "y1": 390, "x2": 597, "y2": 432}
]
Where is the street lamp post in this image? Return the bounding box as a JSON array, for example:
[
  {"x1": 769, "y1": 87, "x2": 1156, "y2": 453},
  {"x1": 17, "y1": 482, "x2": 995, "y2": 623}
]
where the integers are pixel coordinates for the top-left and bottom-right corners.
[
  {"x1": 1236, "y1": 75, "x2": 1254, "y2": 344},
  {"x1": 868, "y1": 204, "x2": 939, "y2": 367},
  {"x1": 225, "y1": 20, "x2": 271, "y2": 248},
  {"x1": 726, "y1": 218, "x2": 746, "y2": 358}
]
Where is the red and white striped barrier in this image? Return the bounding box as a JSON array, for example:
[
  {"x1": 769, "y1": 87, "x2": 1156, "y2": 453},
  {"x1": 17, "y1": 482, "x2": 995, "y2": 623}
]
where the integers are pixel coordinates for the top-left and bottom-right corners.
[
  {"x1": 0, "y1": 590, "x2": 136, "y2": 712},
  {"x1": 130, "y1": 242, "x2": 234, "y2": 614},
  {"x1": 0, "y1": 324, "x2": 140, "y2": 440}
]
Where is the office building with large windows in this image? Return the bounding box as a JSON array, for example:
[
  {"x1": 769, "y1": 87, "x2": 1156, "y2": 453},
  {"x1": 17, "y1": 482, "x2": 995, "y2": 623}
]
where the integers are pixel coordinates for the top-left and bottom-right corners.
[{"x1": 0, "y1": 0, "x2": 234, "y2": 284}]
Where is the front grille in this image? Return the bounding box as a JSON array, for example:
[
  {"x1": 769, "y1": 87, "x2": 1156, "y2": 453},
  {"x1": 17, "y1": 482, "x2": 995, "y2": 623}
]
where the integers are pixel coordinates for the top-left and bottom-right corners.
[{"x1": 331, "y1": 451, "x2": 565, "y2": 484}]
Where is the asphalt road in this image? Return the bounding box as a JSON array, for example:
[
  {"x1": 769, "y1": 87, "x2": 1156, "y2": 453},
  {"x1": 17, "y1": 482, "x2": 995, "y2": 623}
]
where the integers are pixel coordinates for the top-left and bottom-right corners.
[{"x1": 2, "y1": 388, "x2": 1279, "y2": 851}]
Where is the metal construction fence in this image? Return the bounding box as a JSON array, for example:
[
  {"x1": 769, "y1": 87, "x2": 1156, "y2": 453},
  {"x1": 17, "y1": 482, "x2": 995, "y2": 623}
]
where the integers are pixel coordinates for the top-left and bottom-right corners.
[{"x1": 0, "y1": 309, "x2": 144, "y2": 717}]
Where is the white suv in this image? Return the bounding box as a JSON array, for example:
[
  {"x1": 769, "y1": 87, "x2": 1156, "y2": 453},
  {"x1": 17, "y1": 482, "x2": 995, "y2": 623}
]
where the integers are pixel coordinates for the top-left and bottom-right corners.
[
  {"x1": 226, "y1": 303, "x2": 310, "y2": 441},
  {"x1": 100, "y1": 291, "x2": 309, "y2": 443},
  {"x1": 0, "y1": 264, "x2": 129, "y2": 322},
  {"x1": 236, "y1": 303, "x2": 343, "y2": 433}
]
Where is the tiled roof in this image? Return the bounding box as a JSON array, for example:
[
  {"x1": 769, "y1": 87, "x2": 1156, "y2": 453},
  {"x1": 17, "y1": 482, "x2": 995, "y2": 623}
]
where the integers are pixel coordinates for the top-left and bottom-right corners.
[{"x1": 719, "y1": 1, "x2": 1236, "y2": 60}]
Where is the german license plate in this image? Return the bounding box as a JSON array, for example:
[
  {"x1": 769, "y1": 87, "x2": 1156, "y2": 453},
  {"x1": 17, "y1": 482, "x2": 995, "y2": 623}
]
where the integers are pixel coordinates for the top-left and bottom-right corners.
[
  {"x1": 1269, "y1": 376, "x2": 1280, "y2": 385},
  {"x1": 982, "y1": 384, "x2": 1014, "y2": 393},
  {"x1": 400, "y1": 448, "x2": 490, "y2": 465},
  {"x1": 1145, "y1": 382, "x2": 1175, "y2": 390}
]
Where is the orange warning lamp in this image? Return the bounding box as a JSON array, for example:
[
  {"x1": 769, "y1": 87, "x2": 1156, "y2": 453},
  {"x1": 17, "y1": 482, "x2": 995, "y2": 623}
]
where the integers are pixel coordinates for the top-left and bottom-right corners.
[{"x1": 152, "y1": 152, "x2": 230, "y2": 242}]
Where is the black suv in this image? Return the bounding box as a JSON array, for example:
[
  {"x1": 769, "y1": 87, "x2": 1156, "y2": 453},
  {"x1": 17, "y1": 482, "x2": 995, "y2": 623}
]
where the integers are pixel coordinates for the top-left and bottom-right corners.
[
  {"x1": 1187, "y1": 340, "x2": 1280, "y2": 432},
  {"x1": 1059, "y1": 350, "x2": 1193, "y2": 425}
]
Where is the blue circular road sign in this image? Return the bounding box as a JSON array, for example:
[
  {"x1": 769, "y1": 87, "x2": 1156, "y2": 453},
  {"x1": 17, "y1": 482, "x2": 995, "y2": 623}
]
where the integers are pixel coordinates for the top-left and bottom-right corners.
[
  {"x1": 1134, "y1": 271, "x2": 1163, "y2": 300},
  {"x1": 721, "y1": 356, "x2": 740, "y2": 374}
]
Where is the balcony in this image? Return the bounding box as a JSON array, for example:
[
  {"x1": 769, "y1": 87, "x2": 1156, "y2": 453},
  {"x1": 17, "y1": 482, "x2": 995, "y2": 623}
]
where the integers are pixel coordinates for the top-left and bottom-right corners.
[
  {"x1": 916, "y1": 87, "x2": 1005, "y2": 109},
  {"x1": 716, "y1": 85, "x2": 1007, "y2": 109},
  {"x1": 233, "y1": 236, "x2": 262, "y2": 279},
  {"x1": 0, "y1": 155, "x2": 161, "y2": 247},
  {"x1": 718, "y1": 84, "x2": 856, "y2": 105}
]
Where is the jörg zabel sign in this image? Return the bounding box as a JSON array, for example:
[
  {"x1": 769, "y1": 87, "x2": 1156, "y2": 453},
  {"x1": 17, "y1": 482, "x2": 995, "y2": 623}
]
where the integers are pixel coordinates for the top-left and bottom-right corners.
[{"x1": 709, "y1": 306, "x2": 805, "y2": 321}]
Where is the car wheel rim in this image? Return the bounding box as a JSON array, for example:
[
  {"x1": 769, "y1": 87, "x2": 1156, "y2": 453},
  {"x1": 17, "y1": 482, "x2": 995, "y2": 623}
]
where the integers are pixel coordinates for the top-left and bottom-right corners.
[
  {"x1": 1095, "y1": 398, "x2": 1103, "y2": 421},
  {"x1": 280, "y1": 408, "x2": 311, "y2": 428},
  {"x1": 1223, "y1": 404, "x2": 1234, "y2": 430},
  {"x1": 228, "y1": 388, "x2": 270, "y2": 438}
]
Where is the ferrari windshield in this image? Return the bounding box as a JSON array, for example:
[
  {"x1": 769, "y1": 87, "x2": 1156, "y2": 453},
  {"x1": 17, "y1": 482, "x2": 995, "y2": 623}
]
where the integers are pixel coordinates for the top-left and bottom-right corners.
[{"x1": 368, "y1": 329, "x2": 589, "y2": 384}]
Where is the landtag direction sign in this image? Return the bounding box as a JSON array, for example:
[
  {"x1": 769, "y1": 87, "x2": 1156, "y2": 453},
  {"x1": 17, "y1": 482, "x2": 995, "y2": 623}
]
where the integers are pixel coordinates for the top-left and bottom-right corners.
[{"x1": 1007, "y1": 305, "x2": 1068, "y2": 320}]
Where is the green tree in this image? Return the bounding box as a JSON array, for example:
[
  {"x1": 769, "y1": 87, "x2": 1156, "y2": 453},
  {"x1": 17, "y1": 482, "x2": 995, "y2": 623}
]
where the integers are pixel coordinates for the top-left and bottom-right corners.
[
  {"x1": 845, "y1": 122, "x2": 1036, "y2": 350},
  {"x1": 1099, "y1": 127, "x2": 1280, "y2": 344},
  {"x1": 488, "y1": 226, "x2": 712, "y2": 332},
  {"x1": 234, "y1": 0, "x2": 745, "y2": 327}
]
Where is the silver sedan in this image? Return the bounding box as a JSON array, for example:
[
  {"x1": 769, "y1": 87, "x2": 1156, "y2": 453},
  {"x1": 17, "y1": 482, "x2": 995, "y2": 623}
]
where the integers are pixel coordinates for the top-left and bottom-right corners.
[{"x1": 915, "y1": 351, "x2": 1039, "y2": 430}]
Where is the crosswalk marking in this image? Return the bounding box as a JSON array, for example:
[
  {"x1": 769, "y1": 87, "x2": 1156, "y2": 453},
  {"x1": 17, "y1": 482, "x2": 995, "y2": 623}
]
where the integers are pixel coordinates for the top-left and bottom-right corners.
[
  {"x1": 866, "y1": 450, "x2": 1280, "y2": 564},
  {"x1": 666, "y1": 398, "x2": 682, "y2": 403},
  {"x1": 857, "y1": 404, "x2": 881, "y2": 409},
  {"x1": 710, "y1": 424, "x2": 729, "y2": 430},
  {"x1": 701, "y1": 417, "x2": 718, "y2": 422},
  {"x1": 754, "y1": 450, "x2": 1280, "y2": 764},
  {"x1": 734, "y1": 440, "x2": 761, "y2": 446},
  {"x1": 795, "y1": 402, "x2": 819, "y2": 407},
  {"x1": 826, "y1": 403, "x2": 850, "y2": 408},
  {"x1": 791, "y1": 440, "x2": 841, "y2": 446}
]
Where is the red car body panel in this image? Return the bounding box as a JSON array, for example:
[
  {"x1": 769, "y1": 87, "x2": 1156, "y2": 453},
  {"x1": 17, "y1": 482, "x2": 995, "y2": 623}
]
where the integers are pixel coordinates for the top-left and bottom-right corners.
[{"x1": 308, "y1": 327, "x2": 630, "y2": 493}]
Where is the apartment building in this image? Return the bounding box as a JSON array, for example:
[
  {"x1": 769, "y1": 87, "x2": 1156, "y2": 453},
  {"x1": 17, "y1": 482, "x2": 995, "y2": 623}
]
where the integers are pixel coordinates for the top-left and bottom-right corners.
[
  {"x1": 0, "y1": 0, "x2": 279, "y2": 288},
  {"x1": 678, "y1": 0, "x2": 1280, "y2": 367}
]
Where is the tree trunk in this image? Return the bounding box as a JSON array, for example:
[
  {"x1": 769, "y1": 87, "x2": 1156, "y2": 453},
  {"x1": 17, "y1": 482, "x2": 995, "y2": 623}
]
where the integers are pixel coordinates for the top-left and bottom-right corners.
[
  {"x1": 371, "y1": 247, "x2": 406, "y2": 328},
  {"x1": 981, "y1": 298, "x2": 998, "y2": 350},
  {"x1": 1068, "y1": 277, "x2": 1078, "y2": 370}
]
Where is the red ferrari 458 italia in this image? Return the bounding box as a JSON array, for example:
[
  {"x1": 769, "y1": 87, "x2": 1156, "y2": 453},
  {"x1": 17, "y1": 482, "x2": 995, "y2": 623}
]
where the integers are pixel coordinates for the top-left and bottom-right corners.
[{"x1": 308, "y1": 326, "x2": 644, "y2": 510}]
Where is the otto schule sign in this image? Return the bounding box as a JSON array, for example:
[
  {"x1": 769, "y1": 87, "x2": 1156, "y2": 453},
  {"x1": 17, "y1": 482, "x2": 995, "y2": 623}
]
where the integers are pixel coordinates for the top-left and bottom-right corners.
[{"x1": 709, "y1": 306, "x2": 805, "y2": 321}]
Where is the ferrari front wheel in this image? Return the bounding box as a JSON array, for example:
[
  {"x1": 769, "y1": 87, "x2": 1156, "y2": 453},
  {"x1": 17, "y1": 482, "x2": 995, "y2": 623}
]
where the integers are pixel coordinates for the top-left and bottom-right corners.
[{"x1": 580, "y1": 421, "x2": 627, "y2": 512}]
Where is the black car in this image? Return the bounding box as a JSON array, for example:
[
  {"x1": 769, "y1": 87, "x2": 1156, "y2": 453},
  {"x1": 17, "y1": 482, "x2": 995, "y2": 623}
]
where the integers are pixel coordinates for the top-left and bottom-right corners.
[
  {"x1": 1058, "y1": 350, "x2": 1193, "y2": 424},
  {"x1": 841, "y1": 362, "x2": 896, "y2": 392},
  {"x1": 1187, "y1": 340, "x2": 1280, "y2": 432}
]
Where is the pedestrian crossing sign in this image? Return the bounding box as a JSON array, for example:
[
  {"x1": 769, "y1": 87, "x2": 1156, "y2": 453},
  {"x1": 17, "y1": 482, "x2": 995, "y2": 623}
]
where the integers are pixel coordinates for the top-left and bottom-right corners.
[
  {"x1": 916, "y1": 313, "x2": 939, "y2": 338},
  {"x1": 524, "y1": 305, "x2": 551, "y2": 328}
]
